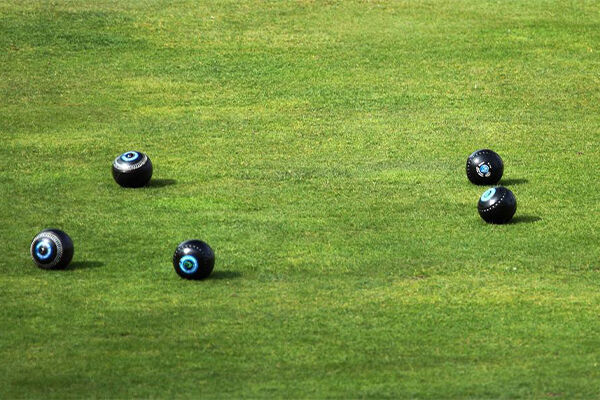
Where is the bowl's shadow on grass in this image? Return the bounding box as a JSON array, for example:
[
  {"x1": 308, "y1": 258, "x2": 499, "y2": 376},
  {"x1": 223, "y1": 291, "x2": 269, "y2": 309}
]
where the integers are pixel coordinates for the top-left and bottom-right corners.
[
  {"x1": 69, "y1": 261, "x2": 104, "y2": 270},
  {"x1": 510, "y1": 215, "x2": 541, "y2": 224},
  {"x1": 210, "y1": 270, "x2": 242, "y2": 280},
  {"x1": 147, "y1": 179, "x2": 177, "y2": 188},
  {"x1": 500, "y1": 178, "x2": 528, "y2": 186}
]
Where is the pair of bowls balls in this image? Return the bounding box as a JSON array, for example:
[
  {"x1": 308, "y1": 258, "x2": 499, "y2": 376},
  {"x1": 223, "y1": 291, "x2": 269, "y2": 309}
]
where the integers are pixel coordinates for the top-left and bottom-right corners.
[
  {"x1": 111, "y1": 151, "x2": 214, "y2": 279},
  {"x1": 466, "y1": 149, "x2": 517, "y2": 224},
  {"x1": 29, "y1": 151, "x2": 149, "y2": 268},
  {"x1": 112, "y1": 151, "x2": 153, "y2": 188},
  {"x1": 30, "y1": 232, "x2": 215, "y2": 280}
]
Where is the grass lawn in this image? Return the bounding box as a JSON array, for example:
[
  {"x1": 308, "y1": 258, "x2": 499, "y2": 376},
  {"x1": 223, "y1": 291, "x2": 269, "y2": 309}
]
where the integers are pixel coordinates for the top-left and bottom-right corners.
[{"x1": 1, "y1": 0, "x2": 599, "y2": 398}]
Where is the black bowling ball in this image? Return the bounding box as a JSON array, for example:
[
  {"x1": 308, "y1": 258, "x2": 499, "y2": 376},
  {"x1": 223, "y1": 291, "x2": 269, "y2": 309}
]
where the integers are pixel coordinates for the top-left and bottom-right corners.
[
  {"x1": 478, "y1": 186, "x2": 517, "y2": 224},
  {"x1": 173, "y1": 240, "x2": 215, "y2": 280},
  {"x1": 112, "y1": 151, "x2": 153, "y2": 188},
  {"x1": 30, "y1": 229, "x2": 74, "y2": 269},
  {"x1": 466, "y1": 149, "x2": 504, "y2": 185}
]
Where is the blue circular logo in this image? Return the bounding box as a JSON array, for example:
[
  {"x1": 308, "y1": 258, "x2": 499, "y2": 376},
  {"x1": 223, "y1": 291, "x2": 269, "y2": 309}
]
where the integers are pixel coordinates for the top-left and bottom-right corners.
[
  {"x1": 179, "y1": 255, "x2": 199, "y2": 274},
  {"x1": 121, "y1": 151, "x2": 140, "y2": 162},
  {"x1": 481, "y1": 188, "x2": 496, "y2": 202},
  {"x1": 35, "y1": 240, "x2": 53, "y2": 260},
  {"x1": 479, "y1": 164, "x2": 490, "y2": 174}
]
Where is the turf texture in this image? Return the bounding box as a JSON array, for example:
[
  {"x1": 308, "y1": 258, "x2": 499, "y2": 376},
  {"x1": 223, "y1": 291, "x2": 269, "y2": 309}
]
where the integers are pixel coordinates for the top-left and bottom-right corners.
[{"x1": 1, "y1": 0, "x2": 599, "y2": 398}]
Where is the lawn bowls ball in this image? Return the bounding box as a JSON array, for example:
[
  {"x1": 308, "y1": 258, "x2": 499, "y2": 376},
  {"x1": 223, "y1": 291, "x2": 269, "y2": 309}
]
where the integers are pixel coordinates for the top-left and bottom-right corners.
[
  {"x1": 173, "y1": 240, "x2": 215, "y2": 280},
  {"x1": 478, "y1": 186, "x2": 517, "y2": 224},
  {"x1": 466, "y1": 149, "x2": 504, "y2": 185},
  {"x1": 112, "y1": 151, "x2": 153, "y2": 188},
  {"x1": 30, "y1": 229, "x2": 74, "y2": 269}
]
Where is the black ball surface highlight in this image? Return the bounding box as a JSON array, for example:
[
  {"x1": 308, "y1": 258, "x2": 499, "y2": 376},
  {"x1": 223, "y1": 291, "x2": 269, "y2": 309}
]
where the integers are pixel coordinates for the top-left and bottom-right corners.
[
  {"x1": 466, "y1": 149, "x2": 504, "y2": 185},
  {"x1": 478, "y1": 186, "x2": 517, "y2": 224},
  {"x1": 112, "y1": 151, "x2": 153, "y2": 188},
  {"x1": 173, "y1": 240, "x2": 215, "y2": 280},
  {"x1": 30, "y1": 229, "x2": 74, "y2": 269}
]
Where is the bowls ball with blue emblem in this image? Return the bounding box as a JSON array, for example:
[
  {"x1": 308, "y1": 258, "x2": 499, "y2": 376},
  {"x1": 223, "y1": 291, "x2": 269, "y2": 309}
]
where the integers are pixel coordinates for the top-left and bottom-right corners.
[
  {"x1": 112, "y1": 151, "x2": 153, "y2": 188},
  {"x1": 478, "y1": 187, "x2": 517, "y2": 224},
  {"x1": 173, "y1": 240, "x2": 215, "y2": 280},
  {"x1": 466, "y1": 149, "x2": 504, "y2": 185},
  {"x1": 30, "y1": 229, "x2": 74, "y2": 269}
]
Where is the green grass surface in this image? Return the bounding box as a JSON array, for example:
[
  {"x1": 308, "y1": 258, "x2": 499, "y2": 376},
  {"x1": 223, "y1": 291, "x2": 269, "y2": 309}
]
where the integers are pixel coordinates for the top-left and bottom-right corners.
[{"x1": 1, "y1": 0, "x2": 600, "y2": 398}]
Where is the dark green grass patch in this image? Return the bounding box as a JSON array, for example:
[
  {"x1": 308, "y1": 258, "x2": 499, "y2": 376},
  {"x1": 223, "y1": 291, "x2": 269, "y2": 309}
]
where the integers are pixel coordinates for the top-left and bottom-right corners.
[{"x1": 1, "y1": 0, "x2": 599, "y2": 398}]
